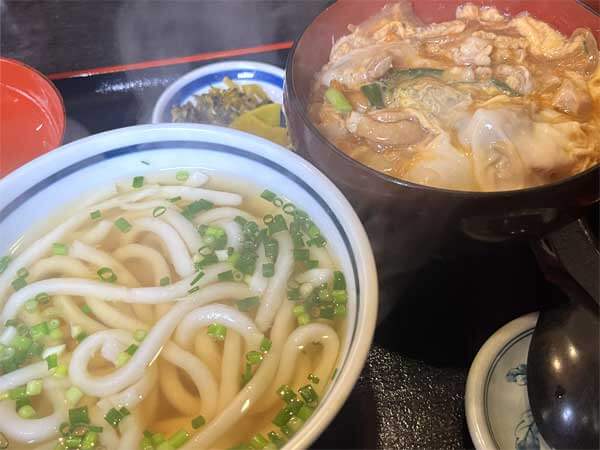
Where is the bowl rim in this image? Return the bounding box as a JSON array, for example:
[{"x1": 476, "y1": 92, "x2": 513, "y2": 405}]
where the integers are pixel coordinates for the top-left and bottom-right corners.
[
  {"x1": 284, "y1": 2, "x2": 600, "y2": 198},
  {"x1": 465, "y1": 312, "x2": 539, "y2": 450},
  {"x1": 152, "y1": 60, "x2": 285, "y2": 124},
  {"x1": 0, "y1": 123, "x2": 378, "y2": 450},
  {"x1": 0, "y1": 57, "x2": 66, "y2": 175}
]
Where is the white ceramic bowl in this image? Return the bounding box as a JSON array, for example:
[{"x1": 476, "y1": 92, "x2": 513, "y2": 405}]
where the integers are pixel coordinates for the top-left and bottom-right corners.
[
  {"x1": 0, "y1": 123, "x2": 378, "y2": 449},
  {"x1": 152, "y1": 61, "x2": 285, "y2": 124}
]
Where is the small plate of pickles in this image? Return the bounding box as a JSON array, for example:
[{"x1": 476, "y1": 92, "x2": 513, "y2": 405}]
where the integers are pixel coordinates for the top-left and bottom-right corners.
[{"x1": 152, "y1": 61, "x2": 289, "y2": 146}]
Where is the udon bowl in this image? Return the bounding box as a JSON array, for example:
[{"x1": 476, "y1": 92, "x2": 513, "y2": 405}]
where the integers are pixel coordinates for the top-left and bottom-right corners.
[
  {"x1": 0, "y1": 124, "x2": 378, "y2": 449},
  {"x1": 284, "y1": 0, "x2": 600, "y2": 319}
]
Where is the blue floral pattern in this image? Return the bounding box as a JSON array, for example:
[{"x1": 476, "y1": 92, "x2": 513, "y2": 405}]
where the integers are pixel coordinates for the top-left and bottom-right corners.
[
  {"x1": 506, "y1": 363, "x2": 528, "y2": 386},
  {"x1": 506, "y1": 363, "x2": 541, "y2": 450}
]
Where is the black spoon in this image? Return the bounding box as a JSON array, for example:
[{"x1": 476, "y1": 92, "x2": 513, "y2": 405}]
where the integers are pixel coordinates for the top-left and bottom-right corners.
[{"x1": 528, "y1": 220, "x2": 599, "y2": 449}]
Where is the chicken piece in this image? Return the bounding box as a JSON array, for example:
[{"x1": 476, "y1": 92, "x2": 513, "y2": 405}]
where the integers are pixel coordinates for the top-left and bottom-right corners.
[
  {"x1": 475, "y1": 67, "x2": 493, "y2": 80},
  {"x1": 552, "y1": 78, "x2": 593, "y2": 117},
  {"x1": 480, "y1": 7, "x2": 506, "y2": 23},
  {"x1": 345, "y1": 109, "x2": 430, "y2": 147},
  {"x1": 314, "y1": 103, "x2": 349, "y2": 142},
  {"x1": 415, "y1": 20, "x2": 466, "y2": 39},
  {"x1": 320, "y1": 46, "x2": 393, "y2": 89},
  {"x1": 456, "y1": 4, "x2": 506, "y2": 23},
  {"x1": 452, "y1": 36, "x2": 493, "y2": 66},
  {"x1": 330, "y1": 34, "x2": 376, "y2": 63},
  {"x1": 494, "y1": 65, "x2": 534, "y2": 94}
]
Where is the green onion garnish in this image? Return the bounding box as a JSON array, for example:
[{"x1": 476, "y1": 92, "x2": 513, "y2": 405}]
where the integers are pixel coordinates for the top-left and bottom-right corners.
[
  {"x1": 332, "y1": 290, "x2": 347, "y2": 304},
  {"x1": 35, "y1": 292, "x2": 50, "y2": 304},
  {"x1": 151, "y1": 432, "x2": 166, "y2": 446},
  {"x1": 218, "y1": 270, "x2": 234, "y2": 282},
  {"x1": 134, "y1": 329, "x2": 147, "y2": 342},
  {"x1": 268, "y1": 431, "x2": 286, "y2": 449},
  {"x1": 190, "y1": 271, "x2": 205, "y2": 286},
  {"x1": 168, "y1": 429, "x2": 190, "y2": 448},
  {"x1": 89, "y1": 210, "x2": 102, "y2": 220},
  {"x1": 273, "y1": 197, "x2": 283, "y2": 207},
  {"x1": 287, "y1": 287, "x2": 301, "y2": 301},
  {"x1": 0, "y1": 256, "x2": 11, "y2": 274},
  {"x1": 181, "y1": 199, "x2": 213, "y2": 220},
  {"x1": 207, "y1": 323, "x2": 226, "y2": 341},
  {"x1": 104, "y1": 407, "x2": 123, "y2": 428},
  {"x1": 114, "y1": 217, "x2": 132, "y2": 233},
  {"x1": 18, "y1": 404, "x2": 36, "y2": 419},
  {"x1": 159, "y1": 276, "x2": 170, "y2": 286},
  {"x1": 334, "y1": 304, "x2": 347, "y2": 317},
  {"x1": 297, "y1": 405, "x2": 314, "y2": 421},
  {"x1": 332, "y1": 367, "x2": 339, "y2": 380},
  {"x1": 30, "y1": 321, "x2": 49, "y2": 340},
  {"x1": 305, "y1": 260, "x2": 319, "y2": 270},
  {"x1": 260, "y1": 337, "x2": 272, "y2": 353},
  {"x1": 250, "y1": 434, "x2": 269, "y2": 450},
  {"x1": 333, "y1": 271, "x2": 346, "y2": 290},
  {"x1": 176, "y1": 170, "x2": 189, "y2": 182},
  {"x1": 188, "y1": 286, "x2": 200, "y2": 294},
  {"x1": 298, "y1": 384, "x2": 318, "y2": 407},
  {"x1": 282, "y1": 203, "x2": 296, "y2": 214},
  {"x1": 66, "y1": 386, "x2": 83, "y2": 407},
  {"x1": 360, "y1": 83, "x2": 384, "y2": 108},
  {"x1": 264, "y1": 238, "x2": 279, "y2": 262},
  {"x1": 9, "y1": 386, "x2": 27, "y2": 400},
  {"x1": 81, "y1": 430, "x2": 99, "y2": 449},
  {"x1": 262, "y1": 263, "x2": 275, "y2": 278},
  {"x1": 153, "y1": 206, "x2": 167, "y2": 217},
  {"x1": 119, "y1": 407, "x2": 130, "y2": 417},
  {"x1": 260, "y1": 190, "x2": 277, "y2": 202},
  {"x1": 168, "y1": 196, "x2": 181, "y2": 203},
  {"x1": 191, "y1": 415, "x2": 205, "y2": 429},
  {"x1": 52, "y1": 242, "x2": 68, "y2": 256},
  {"x1": 246, "y1": 350, "x2": 263, "y2": 365},
  {"x1": 325, "y1": 87, "x2": 352, "y2": 113},
  {"x1": 272, "y1": 406, "x2": 294, "y2": 427},
  {"x1": 125, "y1": 344, "x2": 138, "y2": 356},
  {"x1": 277, "y1": 385, "x2": 296, "y2": 403},
  {"x1": 236, "y1": 296, "x2": 260, "y2": 312},
  {"x1": 263, "y1": 214, "x2": 274, "y2": 225},
  {"x1": 308, "y1": 373, "x2": 320, "y2": 384},
  {"x1": 268, "y1": 215, "x2": 287, "y2": 235},
  {"x1": 132, "y1": 176, "x2": 144, "y2": 189},
  {"x1": 17, "y1": 267, "x2": 28, "y2": 278},
  {"x1": 234, "y1": 215, "x2": 248, "y2": 226},
  {"x1": 24, "y1": 299, "x2": 38, "y2": 313},
  {"x1": 81, "y1": 304, "x2": 92, "y2": 315},
  {"x1": 97, "y1": 267, "x2": 117, "y2": 283},
  {"x1": 140, "y1": 437, "x2": 154, "y2": 450},
  {"x1": 69, "y1": 406, "x2": 90, "y2": 425}
]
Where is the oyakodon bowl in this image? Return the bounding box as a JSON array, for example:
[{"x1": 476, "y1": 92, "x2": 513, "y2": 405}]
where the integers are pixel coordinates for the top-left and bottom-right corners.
[
  {"x1": 0, "y1": 124, "x2": 378, "y2": 449},
  {"x1": 284, "y1": 0, "x2": 600, "y2": 318}
]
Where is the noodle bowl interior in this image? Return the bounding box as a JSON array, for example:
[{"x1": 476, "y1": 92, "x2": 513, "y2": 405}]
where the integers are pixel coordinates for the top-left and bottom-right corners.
[{"x1": 0, "y1": 170, "x2": 348, "y2": 450}]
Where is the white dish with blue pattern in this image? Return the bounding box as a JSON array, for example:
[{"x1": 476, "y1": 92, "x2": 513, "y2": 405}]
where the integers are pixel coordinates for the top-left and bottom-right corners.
[
  {"x1": 152, "y1": 61, "x2": 285, "y2": 124},
  {"x1": 0, "y1": 123, "x2": 378, "y2": 450},
  {"x1": 466, "y1": 312, "x2": 552, "y2": 450}
]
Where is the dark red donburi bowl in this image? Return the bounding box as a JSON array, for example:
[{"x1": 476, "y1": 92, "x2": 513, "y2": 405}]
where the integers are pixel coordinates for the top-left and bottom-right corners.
[{"x1": 284, "y1": 0, "x2": 600, "y2": 318}]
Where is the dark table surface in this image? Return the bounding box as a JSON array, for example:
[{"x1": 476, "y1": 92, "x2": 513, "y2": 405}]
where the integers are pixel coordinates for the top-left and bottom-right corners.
[{"x1": 0, "y1": 1, "x2": 583, "y2": 448}]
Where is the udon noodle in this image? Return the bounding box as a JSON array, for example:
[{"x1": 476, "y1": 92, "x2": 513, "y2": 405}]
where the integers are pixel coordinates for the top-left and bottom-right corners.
[
  {"x1": 310, "y1": 2, "x2": 600, "y2": 191},
  {"x1": 0, "y1": 170, "x2": 347, "y2": 450}
]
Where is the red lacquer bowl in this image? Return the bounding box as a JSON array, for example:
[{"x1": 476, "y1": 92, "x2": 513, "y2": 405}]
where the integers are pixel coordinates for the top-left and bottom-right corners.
[{"x1": 0, "y1": 58, "x2": 65, "y2": 177}]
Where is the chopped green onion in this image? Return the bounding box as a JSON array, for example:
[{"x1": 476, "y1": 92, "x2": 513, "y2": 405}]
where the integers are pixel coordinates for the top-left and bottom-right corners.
[
  {"x1": 168, "y1": 196, "x2": 182, "y2": 203},
  {"x1": 97, "y1": 267, "x2": 117, "y2": 283},
  {"x1": 88, "y1": 425, "x2": 103, "y2": 433},
  {"x1": 332, "y1": 367, "x2": 339, "y2": 380},
  {"x1": 203, "y1": 226, "x2": 227, "y2": 250},
  {"x1": 114, "y1": 217, "x2": 132, "y2": 233},
  {"x1": 273, "y1": 197, "x2": 283, "y2": 207},
  {"x1": 307, "y1": 235, "x2": 327, "y2": 247},
  {"x1": 260, "y1": 190, "x2": 277, "y2": 202},
  {"x1": 52, "y1": 243, "x2": 68, "y2": 256},
  {"x1": 282, "y1": 203, "x2": 296, "y2": 214},
  {"x1": 287, "y1": 416, "x2": 304, "y2": 433},
  {"x1": 80, "y1": 304, "x2": 92, "y2": 315},
  {"x1": 268, "y1": 215, "x2": 287, "y2": 235},
  {"x1": 75, "y1": 331, "x2": 88, "y2": 343},
  {"x1": 125, "y1": 344, "x2": 138, "y2": 356},
  {"x1": 190, "y1": 271, "x2": 205, "y2": 286},
  {"x1": 277, "y1": 385, "x2": 296, "y2": 403},
  {"x1": 18, "y1": 404, "x2": 36, "y2": 419},
  {"x1": 17, "y1": 268, "x2": 29, "y2": 279},
  {"x1": 272, "y1": 406, "x2": 294, "y2": 427},
  {"x1": 263, "y1": 214, "x2": 274, "y2": 225},
  {"x1": 134, "y1": 329, "x2": 147, "y2": 342},
  {"x1": 12, "y1": 335, "x2": 32, "y2": 352},
  {"x1": 152, "y1": 433, "x2": 167, "y2": 446},
  {"x1": 52, "y1": 364, "x2": 68, "y2": 378},
  {"x1": 249, "y1": 433, "x2": 269, "y2": 450},
  {"x1": 159, "y1": 276, "x2": 170, "y2": 286},
  {"x1": 332, "y1": 290, "x2": 347, "y2": 304},
  {"x1": 132, "y1": 176, "x2": 144, "y2": 188},
  {"x1": 262, "y1": 263, "x2": 275, "y2": 278},
  {"x1": 279, "y1": 424, "x2": 293, "y2": 438},
  {"x1": 287, "y1": 287, "x2": 301, "y2": 301},
  {"x1": 236, "y1": 296, "x2": 260, "y2": 312},
  {"x1": 334, "y1": 304, "x2": 347, "y2": 317},
  {"x1": 64, "y1": 436, "x2": 82, "y2": 448},
  {"x1": 361, "y1": 83, "x2": 384, "y2": 108},
  {"x1": 246, "y1": 350, "x2": 263, "y2": 365},
  {"x1": 116, "y1": 352, "x2": 131, "y2": 367},
  {"x1": 299, "y1": 384, "x2": 318, "y2": 407},
  {"x1": 176, "y1": 170, "x2": 189, "y2": 182},
  {"x1": 46, "y1": 353, "x2": 58, "y2": 369},
  {"x1": 207, "y1": 323, "x2": 226, "y2": 341},
  {"x1": 48, "y1": 318, "x2": 61, "y2": 330},
  {"x1": 268, "y1": 431, "x2": 286, "y2": 449},
  {"x1": 11, "y1": 277, "x2": 27, "y2": 291},
  {"x1": 153, "y1": 206, "x2": 167, "y2": 217},
  {"x1": 260, "y1": 337, "x2": 272, "y2": 353},
  {"x1": 195, "y1": 253, "x2": 218, "y2": 268},
  {"x1": 104, "y1": 407, "x2": 123, "y2": 428},
  {"x1": 81, "y1": 430, "x2": 98, "y2": 449},
  {"x1": 319, "y1": 305, "x2": 335, "y2": 320},
  {"x1": 293, "y1": 249, "x2": 309, "y2": 261},
  {"x1": 308, "y1": 373, "x2": 320, "y2": 384},
  {"x1": 119, "y1": 407, "x2": 130, "y2": 417},
  {"x1": 0, "y1": 256, "x2": 11, "y2": 274},
  {"x1": 191, "y1": 415, "x2": 205, "y2": 429},
  {"x1": 491, "y1": 78, "x2": 520, "y2": 96},
  {"x1": 325, "y1": 87, "x2": 352, "y2": 113},
  {"x1": 234, "y1": 215, "x2": 248, "y2": 226},
  {"x1": 188, "y1": 286, "x2": 200, "y2": 294},
  {"x1": 90, "y1": 210, "x2": 102, "y2": 220},
  {"x1": 218, "y1": 270, "x2": 234, "y2": 282},
  {"x1": 9, "y1": 386, "x2": 27, "y2": 400},
  {"x1": 292, "y1": 304, "x2": 305, "y2": 317},
  {"x1": 241, "y1": 363, "x2": 253, "y2": 386},
  {"x1": 304, "y1": 260, "x2": 319, "y2": 270},
  {"x1": 0, "y1": 346, "x2": 14, "y2": 362},
  {"x1": 264, "y1": 238, "x2": 279, "y2": 262},
  {"x1": 66, "y1": 386, "x2": 84, "y2": 407},
  {"x1": 181, "y1": 199, "x2": 213, "y2": 220},
  {"x1": 69, "y1": 406, "x2": 90, "y2": 425},
  {"x1": 333, "y1": 271, "x2": 346, "y2": 290},
  {"x1": 24, "y1": 299, "x2": 38, "y2": 313},
  {"x1": 297, "y1": 313, "x2": 310, "y2": 326},
  {"x1": 168, "y1": 429, "x2": 190, "y2": 448},
  {"x1": 140, "y1": 436, "x2": 154, "y2": 450},
  {"x1": 49, "y1": 328, "x2": 63, "y2": 341},
  {"x1": 29, "y1": 322, "x2": 49, "y2": 341}
]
